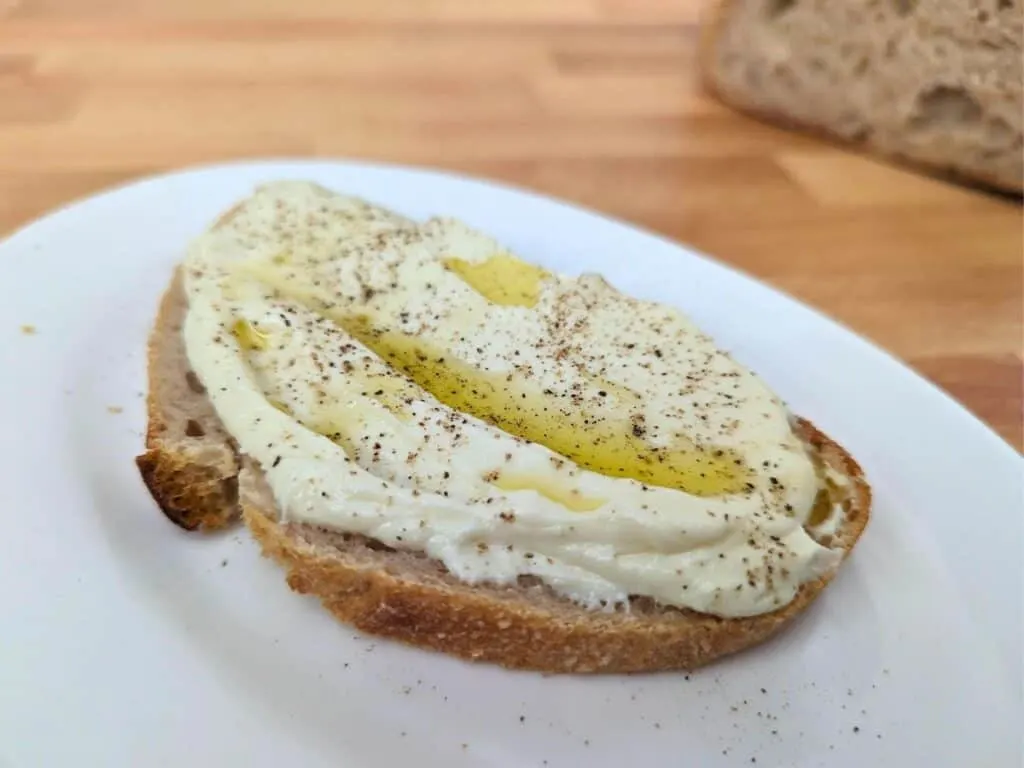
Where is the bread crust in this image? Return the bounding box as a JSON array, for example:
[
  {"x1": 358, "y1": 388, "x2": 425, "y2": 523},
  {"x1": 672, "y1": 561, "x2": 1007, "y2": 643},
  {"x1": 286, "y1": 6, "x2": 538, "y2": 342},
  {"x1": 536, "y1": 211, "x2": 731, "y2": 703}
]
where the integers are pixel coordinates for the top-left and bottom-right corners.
[
  {"x1": 138, "y1": 271, "x2": 871, "y2": 673},
  {"x1": 135, "y1": 270, "x2": 239, "y2": 531},
  {"x1": 137, "y1": 449, "x2": 239, "y2": 531},
  {"x1": 698, "y1": 0, "x2": 1024, "y2": 197},
  {"x1": 238, "y1": 419, "x2": 868, "y2": 673}
]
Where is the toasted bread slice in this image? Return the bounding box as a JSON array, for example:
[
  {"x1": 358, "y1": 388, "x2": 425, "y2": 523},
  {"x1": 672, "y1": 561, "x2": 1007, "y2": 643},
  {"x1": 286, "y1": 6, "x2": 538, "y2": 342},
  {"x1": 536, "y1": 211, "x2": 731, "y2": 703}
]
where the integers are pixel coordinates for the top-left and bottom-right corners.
[
  {"x1": 700, "y1": 0, "x2": 1023, "y2": 194},
  {"x1": 137, "y1": 271, "x2": 871, "y2": 673}
]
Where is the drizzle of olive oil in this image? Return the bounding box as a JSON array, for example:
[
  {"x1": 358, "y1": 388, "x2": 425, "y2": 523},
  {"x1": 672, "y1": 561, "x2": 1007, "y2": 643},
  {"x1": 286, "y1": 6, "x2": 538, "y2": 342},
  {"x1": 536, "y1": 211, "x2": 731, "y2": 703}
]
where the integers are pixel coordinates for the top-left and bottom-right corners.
[
  {"x1": 494, "y1": 474, "x2": 605, "y2": 512},
  {"x1": 806, "y1": 488, "x2": 834, "y2": 527},
  {"x1": 352, "y1": 372, "x2": 418, "y2": 420},
  {"x1": 232, "y1": 318, "x2": 269, "y2": 351},
  {"x1": 296, "y1": 364, "x2": 417, "y2": 455},
  {"x1": 443, "y1": 254, "x2": 549, "y2": 308},
  {"x1": 268, "y1": 398, "x2": 293, "y2": 416},
  {"x1": 585, "y1": 374, "x2": 643, "y2": 407},
  {"x1": 235, "y1": 261, "x2": 335, "y2": 308},
  {"x1": 238, "y1": 259, "x2": 748, "y2": 498},
  {"x1": 336, "y1": 316, "x2": 747, "y2": 497},
  {"x1": 309, "y1": 408, "x2": 363, "y2": 458}
]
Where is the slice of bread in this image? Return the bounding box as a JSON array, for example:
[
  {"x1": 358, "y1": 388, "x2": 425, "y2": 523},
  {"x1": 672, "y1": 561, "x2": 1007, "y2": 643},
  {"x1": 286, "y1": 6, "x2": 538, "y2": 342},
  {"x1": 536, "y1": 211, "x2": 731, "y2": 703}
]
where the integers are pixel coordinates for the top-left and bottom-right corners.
[
  {"x1": 700, "y1": 0, "x2": 1023, "y2": 194},
  {"x1": 137, "y1": 272, "x2": 871, "y2": 673}
]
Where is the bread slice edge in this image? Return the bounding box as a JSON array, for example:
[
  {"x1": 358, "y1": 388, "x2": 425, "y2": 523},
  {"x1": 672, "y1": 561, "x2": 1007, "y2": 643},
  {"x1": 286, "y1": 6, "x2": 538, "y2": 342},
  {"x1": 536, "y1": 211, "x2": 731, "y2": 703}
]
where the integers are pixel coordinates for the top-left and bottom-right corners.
[{"x1": 136, "y1": 268, "x2": 240, "y2": 531}]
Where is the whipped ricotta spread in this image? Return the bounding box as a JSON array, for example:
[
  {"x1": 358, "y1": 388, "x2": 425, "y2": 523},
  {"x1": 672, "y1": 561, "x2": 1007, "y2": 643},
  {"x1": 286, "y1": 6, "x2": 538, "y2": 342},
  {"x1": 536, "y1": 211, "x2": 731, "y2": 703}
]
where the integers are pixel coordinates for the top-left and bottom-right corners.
[{"x1": 182, "y1": 181, "x2": 842, "y2": 618}]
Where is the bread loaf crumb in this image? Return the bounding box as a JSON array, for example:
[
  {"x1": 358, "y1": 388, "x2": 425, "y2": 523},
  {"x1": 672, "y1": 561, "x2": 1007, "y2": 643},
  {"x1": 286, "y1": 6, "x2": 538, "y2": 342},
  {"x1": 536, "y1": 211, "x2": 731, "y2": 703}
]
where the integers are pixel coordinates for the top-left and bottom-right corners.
[{"x1": 702, "y1": 0, "x2": 1023, "y2": 193}]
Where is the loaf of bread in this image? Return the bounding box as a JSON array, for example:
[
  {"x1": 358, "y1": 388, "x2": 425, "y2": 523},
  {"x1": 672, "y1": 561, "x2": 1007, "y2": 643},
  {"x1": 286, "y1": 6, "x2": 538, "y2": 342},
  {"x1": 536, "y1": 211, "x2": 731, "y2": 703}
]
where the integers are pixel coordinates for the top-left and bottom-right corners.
[{"x1": 701, "y1": 0, "x2": 1023, "y2": 194}]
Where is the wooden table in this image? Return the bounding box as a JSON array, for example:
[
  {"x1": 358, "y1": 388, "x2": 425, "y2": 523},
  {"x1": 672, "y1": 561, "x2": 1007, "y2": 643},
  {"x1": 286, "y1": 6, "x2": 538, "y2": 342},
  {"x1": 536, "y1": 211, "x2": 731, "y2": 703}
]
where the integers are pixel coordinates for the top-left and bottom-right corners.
[{"x1": 2, "y1": 0, "x2": 1021, "y2": 447}]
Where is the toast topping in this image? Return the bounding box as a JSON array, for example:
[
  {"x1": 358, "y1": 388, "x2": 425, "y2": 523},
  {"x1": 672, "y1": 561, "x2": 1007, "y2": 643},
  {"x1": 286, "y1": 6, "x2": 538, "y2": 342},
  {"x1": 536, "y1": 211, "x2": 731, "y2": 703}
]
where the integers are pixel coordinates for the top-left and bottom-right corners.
[{"x1": 181, "y1": 182, "x2": 844, "y2": 618}]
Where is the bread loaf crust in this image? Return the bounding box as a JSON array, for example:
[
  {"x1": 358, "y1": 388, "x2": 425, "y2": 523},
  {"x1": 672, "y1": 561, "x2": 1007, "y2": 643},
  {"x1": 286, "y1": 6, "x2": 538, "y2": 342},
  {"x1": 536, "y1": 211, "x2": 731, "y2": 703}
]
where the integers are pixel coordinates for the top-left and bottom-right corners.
[{"x1": 700, "y1": 0, "x2": 1024, "y2": 195}]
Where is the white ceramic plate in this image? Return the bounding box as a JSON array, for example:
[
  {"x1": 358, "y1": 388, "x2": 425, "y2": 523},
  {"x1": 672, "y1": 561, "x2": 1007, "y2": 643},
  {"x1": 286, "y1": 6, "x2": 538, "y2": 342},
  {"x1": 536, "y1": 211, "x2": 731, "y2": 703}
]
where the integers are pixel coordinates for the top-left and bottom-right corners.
[{"x1": 1, "y1": 161, "x2": 1020, "y2": 768}]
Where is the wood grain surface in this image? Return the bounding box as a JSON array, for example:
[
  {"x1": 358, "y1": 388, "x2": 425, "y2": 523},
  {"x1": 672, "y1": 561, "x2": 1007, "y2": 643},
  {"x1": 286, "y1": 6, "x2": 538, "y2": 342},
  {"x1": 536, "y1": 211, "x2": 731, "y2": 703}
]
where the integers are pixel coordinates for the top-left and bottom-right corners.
[{"x1": 1, "y1": 0, "x2": 1021, "y2": 447}]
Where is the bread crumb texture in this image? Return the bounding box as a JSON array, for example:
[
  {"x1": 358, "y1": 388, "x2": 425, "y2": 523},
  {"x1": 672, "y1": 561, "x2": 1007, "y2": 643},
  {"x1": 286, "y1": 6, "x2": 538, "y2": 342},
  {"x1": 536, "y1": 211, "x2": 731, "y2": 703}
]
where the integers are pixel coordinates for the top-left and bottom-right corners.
[{"x1": 705, "y1": 0, "x2": 1023, "y2": 192}]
